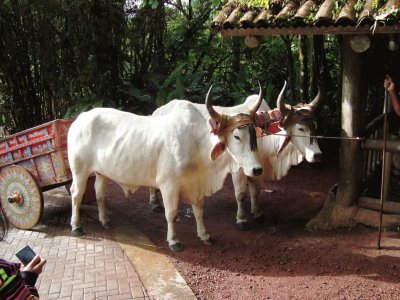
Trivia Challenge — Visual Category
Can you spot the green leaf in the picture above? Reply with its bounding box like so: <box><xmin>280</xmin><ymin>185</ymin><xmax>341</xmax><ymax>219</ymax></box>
<box><xmin>151</xmin><ymin>1</ymin><xmax>159</xmax><ymax>9</ymax></box>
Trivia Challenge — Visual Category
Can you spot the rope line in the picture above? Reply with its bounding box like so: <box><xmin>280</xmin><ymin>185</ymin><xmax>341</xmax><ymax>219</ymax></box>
<box><xmin>260</xmin><ymin>132</ymin><xmax>364</xmax><ymax>141</ymax></box>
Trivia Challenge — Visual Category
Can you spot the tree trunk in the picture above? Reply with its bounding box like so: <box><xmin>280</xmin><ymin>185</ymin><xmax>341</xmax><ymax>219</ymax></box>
<box><xmin>232</xmin><ymin>36</ymin><xmax>241</xmax><ymax>80</ymax></box>
<box><xmin>307</xmin><ymin>35</ymin><xmax>366</xmax><ymax>230</ymax></box>
<box><xmin>281</xmin><ymin>36</ymin><xmax>296</xmax><ymax>101</ymax></box>
<box><xmin>299</xmin><ymin>35</ymin><xmax>308</xmax><ymax>102</ymax></box>
<box><xmin>335</xmin><ymin>35</ymin><xmax>365</xmax><ymax>207</ymax></box>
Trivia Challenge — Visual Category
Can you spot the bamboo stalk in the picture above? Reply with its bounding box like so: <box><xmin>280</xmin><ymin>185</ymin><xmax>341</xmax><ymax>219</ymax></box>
<box><xmin>254</xmin><ymin>9</ymin><xmax>274</xmax><ymax>27</ymax></box>
<box><xmin>336</xmin><ymin>0</ymin><xmax>356</xmax><ymax>26</ymax></box>
<box><xmin>293</xmin><ymin>0</ymin><xmax>316</xmax><ymax>24</ymax></box>
<box><xmin>275</xmin><ymin>0</ymin><xmax>300</xmax><ymax>23</ymax></box>
<box><xmin>358</xmin><ymin>0</ymin><xmax>378</xmax><ymax>25</ymax></box>
<box><xmin>239</xmin><ymin>10</ymin><xmax>257</xmax><ymax>28</ymax></box>
<box><xmin>314</xmin><ymin>0</ymin><xmax>335</xmax><ymax>25</ymax></box>
<box><xmin>376</xmin><ymin>0</ymin><xmax>400</xmax><ymax>24</ymax></box>
<box><xmin>211</xmin><ymin>0</ymin><xmax>238</xmax><ymax>28</ymax></box>
<box><xmin>223</xmin><ymin>6</ymin><xmax>242</xmax><ymax>29</ymax></box>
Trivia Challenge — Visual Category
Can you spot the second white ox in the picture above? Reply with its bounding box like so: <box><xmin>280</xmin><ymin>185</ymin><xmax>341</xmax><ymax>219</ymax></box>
<box><xmin>67</xmin><ymin>85</ymin><xmax>264</xmax><ymax>251</ymax></box>
<box><xmin>149</xmin><ymin>82</ymin><xmax>323</xmax><ymax>230</ymax></box>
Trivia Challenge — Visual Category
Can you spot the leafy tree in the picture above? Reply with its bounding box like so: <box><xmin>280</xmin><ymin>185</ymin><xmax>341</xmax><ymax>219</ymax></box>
<box><xmin>0</xmin><ymin>0</ymin><xmax>393</xmax><ymax>145</ymax></box>
<box><xmin>0</xmin><ymin>0</ymin><xmax>126</xmax><ymax>132</ymax></box>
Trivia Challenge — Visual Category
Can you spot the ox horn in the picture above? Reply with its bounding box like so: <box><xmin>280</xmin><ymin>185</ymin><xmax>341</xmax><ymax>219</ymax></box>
<box><xmin>308</xmin><ymin>86</ymin><xmax>323</xmax><ymax>111</ymax></box>
<box><xmin>248</xmin><ymin>81</ymin><xmax>264</xmax><ymax>115</ymax></box>
<box><xmin>205</xmin><ymin>84</ymin><xmax>221</xmax><ymax>121</ymax></box>
<box><xmin>277</xmin><ymin>81</ymin><xmax>289</xmax><ymax>114</ymax></box>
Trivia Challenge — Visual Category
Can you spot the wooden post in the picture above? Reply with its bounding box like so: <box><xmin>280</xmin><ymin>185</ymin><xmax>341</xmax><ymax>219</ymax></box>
<box><xmin>335</xmin><ymin>35</ymin><xmax>365</xmax><ymax>207</ymax></box>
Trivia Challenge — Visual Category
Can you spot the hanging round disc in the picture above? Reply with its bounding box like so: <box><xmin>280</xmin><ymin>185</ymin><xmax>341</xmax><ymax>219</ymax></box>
<box><xmin>0</xmin><ymin>165</ymin><xmax>43</xmax><ymax>229</ymax></box>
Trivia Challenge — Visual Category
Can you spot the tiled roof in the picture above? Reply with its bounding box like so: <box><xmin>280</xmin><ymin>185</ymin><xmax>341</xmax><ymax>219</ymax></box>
<box><xmin>211</xmin><ymin>0</ymin><xmax>400</xmax><ymax>36</ymax></box>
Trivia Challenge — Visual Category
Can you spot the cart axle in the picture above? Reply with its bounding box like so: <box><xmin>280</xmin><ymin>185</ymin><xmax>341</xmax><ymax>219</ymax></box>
<box><xmin>8</xmin><ymin>191</ymin><xmax>24</xmax><ymax>206</ymax></box>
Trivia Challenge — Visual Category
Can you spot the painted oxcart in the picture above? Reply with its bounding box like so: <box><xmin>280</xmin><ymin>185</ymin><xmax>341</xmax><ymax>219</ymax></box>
<box><xmin>0</xmin><ymin>119</ymin><xmax>93</xmax><ymax>229</ymax></box>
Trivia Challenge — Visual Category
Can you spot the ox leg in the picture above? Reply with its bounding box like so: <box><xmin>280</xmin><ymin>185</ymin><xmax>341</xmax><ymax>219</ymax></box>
<box><xmin>95</xmin><ymin>173</ymin><xmax>111</xmax><ymax>228</ymax></box>
<box><xmin>248</xmin><ymin>178</ymin><xmax>265</xmax><ymax>222</ymax></box>
<box><xmin>192</xmin><ymin>199</ymin><xmax>212</xmax><ymax>245</ymax></box>
<box><xmin>70</xmin><ymin>174</ymin><xmax>89</xmax><ymax>236</ymax></box>
<box><xmin>231</xmin><ymin>170</ymin><xmax>250</xmax><ymax>231</ymax></box>
<box><xmin>160</xmin><ymin>188</ymin><xmax>183</xmax><ymax>252</ymax></box>
<box><xmin>149</xmin><ymin>188</ymin><xmax>164</xmax><ymax>212</ymax></box>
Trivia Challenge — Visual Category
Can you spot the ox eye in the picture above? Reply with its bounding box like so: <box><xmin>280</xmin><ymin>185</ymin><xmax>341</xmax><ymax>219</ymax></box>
<box><xmin>234</xmin><ymin>135</ymin><xmax>241</xmax><ymax>141</ymax></box>
<box><xmin>299</xmin><ymin>128</ymin><xmax>305</xmax><ymax>132</ymax></box>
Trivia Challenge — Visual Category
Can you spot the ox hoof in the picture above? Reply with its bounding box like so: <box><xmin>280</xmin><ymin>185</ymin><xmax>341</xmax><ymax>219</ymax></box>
<box><xmin>71</xmin><ymin>227</ymin><xmax>84</xmax><ymax>236</ymax></box>
<box><xmin>254</xmin><ymin>215</ymin><xmax>266</xmax><ymax>223</ymax></box>
<box><xmin>202</xmin><ymin>237</ymin><xmax>215</xmax><ymax>246</ymax></box>
<box><xmin>151</xmin><ymin>205</ymin><xmax>164</xmax><ymax>213</ymax></box>
<box><xmin>169</xmin><ymin>243</ymin><xmax>184</xmax><ymax>252</ymax></box>
<box><xmin>236</xmin><ymin>222</ymin><xmax>250</xmax><ymax>231</ymax></box>
<box><xmin>103</xmin><ymin>222</ymin><xmax>113</xmax><ymax>229</ymax></box>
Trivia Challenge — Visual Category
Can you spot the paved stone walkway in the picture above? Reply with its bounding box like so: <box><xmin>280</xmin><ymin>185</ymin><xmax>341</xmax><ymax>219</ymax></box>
<box><xmin>0</xmin><ymin>186</ymin><xmax>196</xmax><ymax>300</ymax></box>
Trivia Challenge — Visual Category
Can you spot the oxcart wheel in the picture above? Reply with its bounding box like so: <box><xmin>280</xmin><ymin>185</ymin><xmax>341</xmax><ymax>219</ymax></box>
<box><xmin>0</xmin><ymin>165</ymin><xmax>43</xmax><ymax>229</ymax></box>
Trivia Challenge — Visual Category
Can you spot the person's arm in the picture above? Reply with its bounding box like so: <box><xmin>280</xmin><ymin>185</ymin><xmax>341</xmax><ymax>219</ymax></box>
<box><xmin>0</xmin><ymin>256</ymin><xmax>45</xmax><ymax>300</ymax></box>
<box><xmin>384</xmin><ymin>75</ymin><xmax>400</xmax><ymax>116</ymax></box>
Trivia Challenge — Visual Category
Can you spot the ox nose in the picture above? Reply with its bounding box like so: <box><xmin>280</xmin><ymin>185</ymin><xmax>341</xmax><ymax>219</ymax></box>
<box><xmin>314</xmin><ymin>153</ymin><xmax>322</xmax><ymax>162</ymax></box>
<box><xmin>252</xmin><ymin>167</ymin><xmax>263</xmax><ymax>176</ymax></box>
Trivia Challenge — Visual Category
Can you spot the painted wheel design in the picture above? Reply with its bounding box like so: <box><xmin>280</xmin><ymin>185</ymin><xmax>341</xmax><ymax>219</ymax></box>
<box><xmin>0</xmin><ymin>165</ymin><xmax>43</xmax><ymax>229</ymax></box>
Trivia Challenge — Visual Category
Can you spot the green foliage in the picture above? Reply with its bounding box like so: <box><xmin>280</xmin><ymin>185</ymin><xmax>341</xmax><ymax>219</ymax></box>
<box><xmin>64</xmin><ymin>96</ymin><xmax>108</xmax><ymax>119</ymax></box>
<box><xmin>0</xmin><ymin>0</ymin><xmax>390</xmax><ymax>146</ymax></box>
<box><xmin>354</xmin><ymin>0</ymin><xmax>364</xmax><ymax>12</ymax></box>
<box><xmin>155</xmin><ymin>63</ymin><xmax>187</xmax><ymax>107</ymax></box>
<box><xmin>141</xmin><ymin>0</ymin><xmax>159</xmax><ymax>9</ymax></box>
<box><xmin>0</xmin><ymin>0</ymin><xmax>126</xmax><ymax>131</ymax></box>
<box><xmin>238</xmin><ymin>0</ymin><xmax>270</xmax><ymax>8</ymax></box>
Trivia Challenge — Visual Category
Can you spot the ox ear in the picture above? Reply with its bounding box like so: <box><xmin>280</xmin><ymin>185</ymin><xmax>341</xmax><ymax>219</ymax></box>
<box><xmin>210</xmin><ymin>142</ymin><xmax>226</xmax><ymax>161</ymax></box>
<box><xmin>277</xmin><ymin>136</ymin><xmax>291</xmax><ymax>154</ymax></box>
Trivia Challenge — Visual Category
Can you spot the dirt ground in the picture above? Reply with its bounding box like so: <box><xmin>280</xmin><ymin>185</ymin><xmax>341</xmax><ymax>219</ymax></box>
<box><xmin>106</xmin><ymin>162</ymin><xmax>400</xmax><ymax>300</ymax></box>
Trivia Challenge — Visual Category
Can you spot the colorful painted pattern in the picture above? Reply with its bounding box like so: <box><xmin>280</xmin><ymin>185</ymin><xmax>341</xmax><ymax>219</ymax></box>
<box><xmin>0</xmin><ymin>166</ymin><xmax>42</xmax><ymax>229</ymax></box>
<box><xmin>0</xmin><ymin>119</ymin><xmax>74</xmax><ymax>185</ymax></box>
<box><xmin>35</xmin><ymin>155</ymin><xmax>55</xmax><ymax>182</ymax></box>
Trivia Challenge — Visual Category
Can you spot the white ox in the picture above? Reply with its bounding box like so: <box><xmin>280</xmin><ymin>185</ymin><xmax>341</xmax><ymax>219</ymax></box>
<box><xmin>149</xmin><ymin>82</ymin><xmax>323</xmax><ymax>230</ymax></box>
<box><xmin>67</xmin><ymin>85</ymin><xmax>264</xmax><ymax>251</ymax></box>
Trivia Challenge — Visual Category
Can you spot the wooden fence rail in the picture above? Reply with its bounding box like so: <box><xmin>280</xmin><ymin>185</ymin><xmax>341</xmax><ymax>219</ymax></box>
<box><xmin>360</xmin><ymin>113</ymin><xmax>400</xmax><ymax>214</ymax></box>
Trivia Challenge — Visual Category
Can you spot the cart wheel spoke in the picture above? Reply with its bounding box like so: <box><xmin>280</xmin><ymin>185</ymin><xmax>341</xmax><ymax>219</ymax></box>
<box><xmin>0</xmin><ymin>165</ymin><xmax>43</xmax><ymax>229</ymax></box>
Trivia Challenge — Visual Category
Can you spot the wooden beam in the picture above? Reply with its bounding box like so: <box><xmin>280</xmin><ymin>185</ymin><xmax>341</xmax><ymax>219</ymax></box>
<box><xmin>363</xmin><ymin>139</ymin><xmax>400</xmax><ymax>153</ymax></box>
<box><xmin>217</xmin><ymin>25</ymin><xmax>400</xmax><ymax>36</ymax></box>
<box><xmin>359</xmin><ymin>196</ymin><xmax>400</xmax><ymax>214</ymax></box>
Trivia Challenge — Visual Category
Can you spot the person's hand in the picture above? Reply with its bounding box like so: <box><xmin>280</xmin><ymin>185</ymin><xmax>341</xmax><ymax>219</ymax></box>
<box><xmin>384</xmin><ymin>75</ymin><xmax>396</xmax><ymax>93</ymax></box>
<box><xmin>21</xmin><ymin>255</ymin><xmax>46</xmax><ymax>275</ymax></box>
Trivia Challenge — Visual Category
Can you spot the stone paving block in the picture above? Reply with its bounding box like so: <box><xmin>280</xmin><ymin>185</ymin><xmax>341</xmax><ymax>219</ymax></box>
<box><xmin>130</xmin><ymin>286</ymin><xmax>146</xmax><ymax>298</ymax></box>
<box><xmin>42</xmin><ymin>293</ymin><xmax>64</xmax><ymax>300</ymax></box>
<box><xmin>106</xmin><ymin>278</ymin><xmax>119</xmax><ymax>290</ymax></box>
<box><xmin>108</xmin><ymin>293</ymin><xmax>137</xmax><ymax>300</ymax></box>
<box><xmin>60</xmin><ymin>284</ymin><xmax>73</xmax><ymax>298</ymax></box>
<box><xmin>49</xmin><ymin>282</ymin><xmax>62</xmax><ymax>294</ymax></box>
<box><xmin>71</xmin><ymin>288</ymin><xmax>84</xmax><ymax>299</ymax></box>
<box><xmin>118</xmin><ymin>280</ymin><xmax>131</xmax><ymax>294</ymax></box>
<box><xmin>96</xmin><ymin>288</ymin><xmax>120</xmax><ymax>298</ymax></box>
